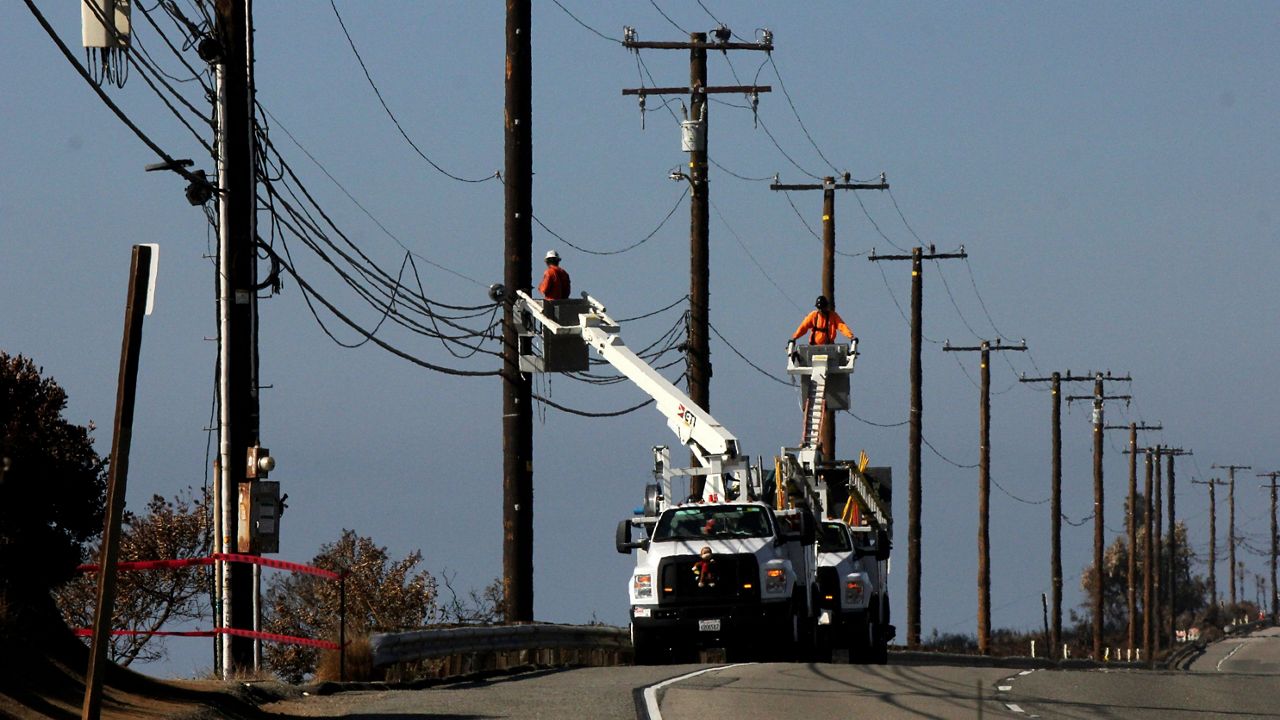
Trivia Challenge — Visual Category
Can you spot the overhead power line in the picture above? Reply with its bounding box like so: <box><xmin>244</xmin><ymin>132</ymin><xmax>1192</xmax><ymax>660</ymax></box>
<box><xmin>329</xmin><ymin>0</ymin><xmax>498</xmax><ymax>184</ymax></box>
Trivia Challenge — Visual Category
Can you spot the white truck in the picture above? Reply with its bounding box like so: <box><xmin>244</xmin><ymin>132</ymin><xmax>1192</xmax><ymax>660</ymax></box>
<box><xmin>786</xmin><ymin>344</ymin><xmax>895</xmax><ymax>664</ymax></box>
<box><xmin>514</xmin><ymin>292</ymin><xmax>888</xmax><ymax>663</ymax></box>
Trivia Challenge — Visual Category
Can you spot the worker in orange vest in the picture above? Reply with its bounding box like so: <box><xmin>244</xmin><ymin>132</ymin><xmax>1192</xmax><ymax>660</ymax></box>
<box><xmin>538</xmin><ymin>249</ymin><xmax>570</xmax><ymax>301</ymax></box>
<box><xmin>787</xmin><ymin>295</ymin><xmax>855</xmax><ymax>361</ymax></box>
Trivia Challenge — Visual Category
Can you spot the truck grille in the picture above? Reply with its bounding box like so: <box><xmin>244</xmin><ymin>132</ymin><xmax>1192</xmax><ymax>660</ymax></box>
<box><xmin>816</xmin><ymin>567</ymin><xmax>839</xmax><ymax>607</ymax></box>
<box><xmin>658</xmin><ymin>553</ymin><xmax>760</xmax><ymax>605</ymax></box>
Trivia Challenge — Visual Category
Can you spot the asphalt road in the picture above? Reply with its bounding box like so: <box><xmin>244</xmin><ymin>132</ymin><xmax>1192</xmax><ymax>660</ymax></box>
<box><xmin>264</xmin><ymin>628</ymin><xmax>1280</xmax><ymax>720</ymax></box>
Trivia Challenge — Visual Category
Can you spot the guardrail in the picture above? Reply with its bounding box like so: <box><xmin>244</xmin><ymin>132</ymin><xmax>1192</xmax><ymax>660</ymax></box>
<box><xmin>370</xmin><ymin>623</ymin><xmax>629</xmax><ymax>668</ymax></box>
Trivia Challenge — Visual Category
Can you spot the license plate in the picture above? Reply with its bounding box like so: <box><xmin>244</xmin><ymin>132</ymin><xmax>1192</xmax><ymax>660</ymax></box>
<box><xmin>698</xmin><ymin>619</ymin><xmax>721</xmax><ymax>632</ymax></box>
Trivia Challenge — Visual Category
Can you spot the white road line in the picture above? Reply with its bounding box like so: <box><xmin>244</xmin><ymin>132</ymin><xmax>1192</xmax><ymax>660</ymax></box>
<box><xmin>1018</xmin><ymin>669</ymin><xmax>1034</xmax><ymax>675</ymax></box>
<box><xmin>1216</xmin><ymin>642</ymin><xmax>1246</xmax><ymax>672</ymax></box>
<box><xmin>997</xmin><ymin>685</ymin><xmax>1012</xmax><ymax>692</ymax></box>
<box><xmin>642</xmin><ymin>663</ymin><xmax>753</xmax><ymax>720</ymax></box>
<box><xmin>1006</xmin><ymin>702</ymin><xmax>1026</xmax><ymax>713</ymax></box>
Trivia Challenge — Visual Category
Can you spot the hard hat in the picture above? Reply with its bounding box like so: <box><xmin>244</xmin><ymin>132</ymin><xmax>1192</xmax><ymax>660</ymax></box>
<box><xmin>545</xmin><ymin>250</ymin><xmax>561</xmax><ymax>261</ymax></box>
<box><xmin>815</xmin><ymin>295</ymin><xmax>830</xmax><ymax>309</ymax></box>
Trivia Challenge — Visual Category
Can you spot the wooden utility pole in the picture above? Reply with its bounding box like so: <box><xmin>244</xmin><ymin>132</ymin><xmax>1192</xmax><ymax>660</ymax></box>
<box><xmin>1022</xmin><ymin>371</ymin><xmax>1095</xmax><ymax>656</ymax></box>
<box><xmin>769</xmin><ymin>174</ymin><xmax>888</xmax><ymax>463</ymax></box>
<box><xmin>83</xmin><ymin>246</ymin><xmax>153</xmax><ymax>720</ymax></box>
<box><xmin>868</xmin><ymin>244</ymin><xmax>968</xmax><ymax>647</ymax></box>
<box><xmin>1142</xmin><ymin>450</ymin><xmax>1155</xmax><ymax>664</ymax></box>
<box><xmin>213</xmin><ymin>0</ymin><xmax>260</xmax><ymax>674</ymax></box>
<box><xmin>1162</xmin><ymin>448</ymin><xmax>1191</xmax><ymax>646</ymax></box>
<box><xmin>1112</xmin><ymin>421</ymin><xmax>1161</xmax><ymax>653</ymax></box>
<box><xmin>1066</xmin><ymin>372</ymin><xmax>1130</xmax><ymax>660</ymax></box>
<box><xmin>1259</xmin><ymin>472</ymin><xmax>1280</xmax><ymax>621</ymax></box>
<box><xmin>1192</xmin><ymin>478</ymin><xmax>1228</xmax><ymax>606</ymax></box>
<box><xmin>622</xmin><ymin>29</ymin><xmax>772</xmax><ymax>496</ymax></box>
<box><xmin>1152</xmin><ymin>446</ymin><xmax>1163</xmax><ymax>653</ymax></box>
<box><xmin>944</xmin><ymin>339</ymin><xmax>1026</xmax><ymax>655</ymax></box>
<box><xmin>502</xmin><ymin>0</ymin><xmax>534</xmax><ymax>623</ymax></box>
<box><xmin>1213</xmin><ymin>464</ymin><xmax>1251</xmax><ymax>607</ymax></box>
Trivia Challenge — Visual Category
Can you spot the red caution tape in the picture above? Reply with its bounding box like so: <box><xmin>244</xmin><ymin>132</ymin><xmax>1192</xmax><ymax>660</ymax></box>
<box><xmin>75</xmin><ymin>628</ymin><xmax>214</xmax><ymax>638</ymax></box>
<box><xmin>78</xmin><ymin>557</ymin><xmax>214</xmax><ymax>573</ymax></box>
<box><xmin>74</xmin><ymin>627</ymin><xmax>342</xmax><ymax>651</ymax></box>
<box><xmin>211</xmin><ymin>553</ymin><xmax>342</xmax><ymax>580</ymax></box>
<box><xmin>78</xmin><ymin>554</ymin><xmax>342</xmax><ymax>580</ymax></box>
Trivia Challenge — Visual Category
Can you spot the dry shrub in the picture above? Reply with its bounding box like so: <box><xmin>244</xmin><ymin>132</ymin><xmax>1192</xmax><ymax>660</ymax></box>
<box><xmin>316</xmin><ymin>634</ymin><xmax>376</xmax><ymax>682</ymax></box>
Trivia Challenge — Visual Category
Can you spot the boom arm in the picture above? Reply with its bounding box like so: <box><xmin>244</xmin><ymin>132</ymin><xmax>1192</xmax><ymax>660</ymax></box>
<box><xmin>515</xmin><ymin>292</ymin><xmax>747</xmax><ymax>497</ymax></box>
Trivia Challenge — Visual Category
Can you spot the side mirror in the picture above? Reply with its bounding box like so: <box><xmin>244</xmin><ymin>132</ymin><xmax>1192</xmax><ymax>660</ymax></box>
<box><xmin>801</xmin><ymin>514</ymin><xmax>817</xmax><ymax>545</ymax></box>
<box><xmin>874</xmin><ymin>530</ymin><xmax>892</xmax><ymax>560</ymax></box>
<box><xmin>616</xmin><ymin>520</ymin><xmax>650</xmax><ymax>554</ymax></box>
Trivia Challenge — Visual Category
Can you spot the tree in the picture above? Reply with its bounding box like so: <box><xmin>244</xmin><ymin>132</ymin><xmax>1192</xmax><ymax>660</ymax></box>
<box><xmin>263</xmin><ymin>530</ymin><xmax>440</xmax><ymax>683</ymax></box>
<box><xmin>54</xmin><ymin>488</ymin><xmax>212</xmax><ymax>665</ymax></box>
<box><xmin>0</xmin><ymin>353</ymin><xmax>107</xmax><ymax>631</ymax></box>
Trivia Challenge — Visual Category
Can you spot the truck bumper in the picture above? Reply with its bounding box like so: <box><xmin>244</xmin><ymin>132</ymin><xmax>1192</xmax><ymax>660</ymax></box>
<box><xmin>631</xmin><ymin>601</ymin><xmax>790</xmax><ymax>649</ymax></box>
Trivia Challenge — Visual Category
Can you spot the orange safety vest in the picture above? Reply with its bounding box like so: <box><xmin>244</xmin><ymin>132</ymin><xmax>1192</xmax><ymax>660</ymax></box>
<box><xmin>791</xmin><ymin>309</ymin><xmax>853</xmax><ymax>345</ymax></box>
<box><xmin>538</xmin><ymin>265</ymin><xmax>571</xmax><ymax>301</ymax></box>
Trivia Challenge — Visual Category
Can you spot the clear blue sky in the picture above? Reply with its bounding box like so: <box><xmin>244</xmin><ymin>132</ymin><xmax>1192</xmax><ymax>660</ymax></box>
<box><xmin>3</xmin><ymin>1</ymin><xmax>1278</xmax><ymax>675</ymax></box>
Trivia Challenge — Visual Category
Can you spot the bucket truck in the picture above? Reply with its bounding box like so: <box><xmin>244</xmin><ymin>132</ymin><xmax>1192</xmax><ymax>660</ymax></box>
<box><xmin>514</xmin><ymin>292</ymin><xmax>821</xmax><ymax>663</ymax></box>
<box><xmin>787</xmin><ymin>345</ymin><xmax>894</xmax><ymax>663</ymax></box>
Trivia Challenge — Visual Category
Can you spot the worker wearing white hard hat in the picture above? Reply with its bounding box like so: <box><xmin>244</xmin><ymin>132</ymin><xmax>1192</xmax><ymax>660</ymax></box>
<box><xmin>538</xmin><ymin>249</ymin><xmax>570</xmax><ymax>301</ymax></box>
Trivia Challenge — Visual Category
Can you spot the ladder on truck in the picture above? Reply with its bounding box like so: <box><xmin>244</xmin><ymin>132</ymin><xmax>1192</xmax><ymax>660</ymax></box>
<box><xmin>799</xmin><ymin>353</ymin><xmax>831</xmax><ymax>448</ymax></box>
<box><xmin>786</xmin><ymin>343</ymin><xmax>891</xmax><ymax>531</ymax></box>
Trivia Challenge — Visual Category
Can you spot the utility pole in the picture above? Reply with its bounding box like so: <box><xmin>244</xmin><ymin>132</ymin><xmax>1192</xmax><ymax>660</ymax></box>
<box><xmin>944</xmin><ymin>338</ymin><xmax>1026</xmax><ymax>655</ymax></box>
<box><xmin>1112</xmin><ymin>421</ymin><xmax>1161</xmax><ymax>653</ymax></box>
<box><xmin>1141</xmin><ymin>449</ymin><xmax>1155</xmax><ymax>664</ymax></box>
<box><xmin>83</xmin><ymin>246</ymin><xmax>153</xmax><ymax>720</ymax></box>
<box><xmin>1022</xmin><ymin>371</ymin><xmax>1096</xmax><ymax>656</ymax></box>
<box><xmin>1066</xmin><ymin>372</ymin><xmax>1130</xmax><ymax>660</ymax></box>
<box><xmin>622</xmin><ymin>28</ymin><xmax>772</xmax><ymax>497</ymax></box>
<box><xmin>213</xmin><ymin>0</ymin><xmax>260</xmax><ymax>675</ymax></box>
<box><xmin>1213</xmin><ymin>464</ymin><xmax>1251</xmax><ymax>607</ymax></box>
<box><xmin>1259</xmin><ymin>472</ymin><xmax>1280</xmax><ymax>621</ymax></box>
<box><xmin>1191</xmin><ymin>478</ymin><xmax>1228</xmax><ymax>606</ymax></box>
<box><xmin>1152</xmin><ymin>445</ymin><xmax>1163</xmax><ymax>653</ymax></box>
<box><xmin>769</xmin><ymin>173</ymin><xmax>887</xmax><ymax>463</ymax></box>
<box><xmin>867</xmin><ymin>244</ymin><xmax>968</xmax><ymax>647</ymax></box>
<box><xmin>502</xmin><ymin>0</ymin><xmax>533</xmax><ymax>624</ymax></box>
<box><xmin>1162</xmin><ymin>448</ymin><xmax>1191</xmax><ymax>646</ymax></box>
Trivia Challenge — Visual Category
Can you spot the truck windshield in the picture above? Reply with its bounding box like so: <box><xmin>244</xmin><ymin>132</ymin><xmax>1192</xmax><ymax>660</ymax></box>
<box><xmin>818</xmin><ymin>523</ymin><xmax>851</xmax><ymax>552</ymax></box>
<box><xmin>653</xmin><ymin>506</ymin><xmax>772</xmax><ymax>541</ymax></box>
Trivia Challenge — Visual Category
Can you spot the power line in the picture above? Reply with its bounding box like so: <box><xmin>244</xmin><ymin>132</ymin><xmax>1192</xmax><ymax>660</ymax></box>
<box><xmin>549</xmin><ymin>0</ymin><xmax>622</xmax><ymax>44</ymax></box>
<box><xmin>530</xmin><ymin>185</ymin><xmax>688</xmax><ymax>256</ymax></box>
<box><xmin>709</xmin><ymin>198</ymin><xmax>801</xmax><ymax>310</ymax></box>
<box><xmin>329</xmin><ymin>0</ymin><xmax>498</xmax><ymax>184</ymax></box>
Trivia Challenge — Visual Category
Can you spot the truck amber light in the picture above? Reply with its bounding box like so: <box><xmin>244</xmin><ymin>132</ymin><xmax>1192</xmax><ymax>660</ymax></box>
<box><xmin>846</xmin><ymin>580</ymin><xmax>861</xmax><ymax>591</ymax></box>
<box><xmin>767</xmin><ymin>568</ymin><xmax>785</xmax><ymax>578</ymax></box>
<box><xmin>742</xmin><ymin>583</ymin><xmax>753</xmax><ymax>589</ymax></box>
<box><xmin>824</xmin><ymin>594</ymin><xmax>834</xmax><ymax>600</ymax></box>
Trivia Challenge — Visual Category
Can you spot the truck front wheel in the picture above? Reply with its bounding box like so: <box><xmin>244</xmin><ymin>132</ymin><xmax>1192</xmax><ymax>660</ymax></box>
<box><xmin>631</xmin><ymin>624</ymin><xmax>663</xmax><ymax>666</ymax></box>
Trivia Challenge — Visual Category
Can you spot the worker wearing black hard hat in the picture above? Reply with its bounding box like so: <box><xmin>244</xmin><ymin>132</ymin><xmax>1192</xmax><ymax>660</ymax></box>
<box><xmin>787</xmin><ymin>295</ymin><xmax>855</xmax><ymax>360</ymax></box>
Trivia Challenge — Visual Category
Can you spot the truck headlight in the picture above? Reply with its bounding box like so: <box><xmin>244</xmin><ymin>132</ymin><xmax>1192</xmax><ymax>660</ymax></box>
<box><xmin>765</xmin><ymin>567</ymin><xmax>787</xmax><ymax>594</ymax></box>
<box><xmin>634</xmin><ymin>573</ymin><xmax>653</xmax><ymax>599</ymax></box>
<box><xmin>845</xmin><ymin>577</ymin><xmax>865</xmax><ymax>605</ymax></box>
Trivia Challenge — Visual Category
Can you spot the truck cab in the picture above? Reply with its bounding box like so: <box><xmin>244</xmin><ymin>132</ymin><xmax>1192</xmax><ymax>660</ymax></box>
<box><xmin>814</xmin><ymin>519</ymin><xmax>891</xmax><ymax>662</ymax></box>
<box><xmin>619</xmin><ymin>501</ymin><xmax>818</xmax><ymax>663</ymax></box>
